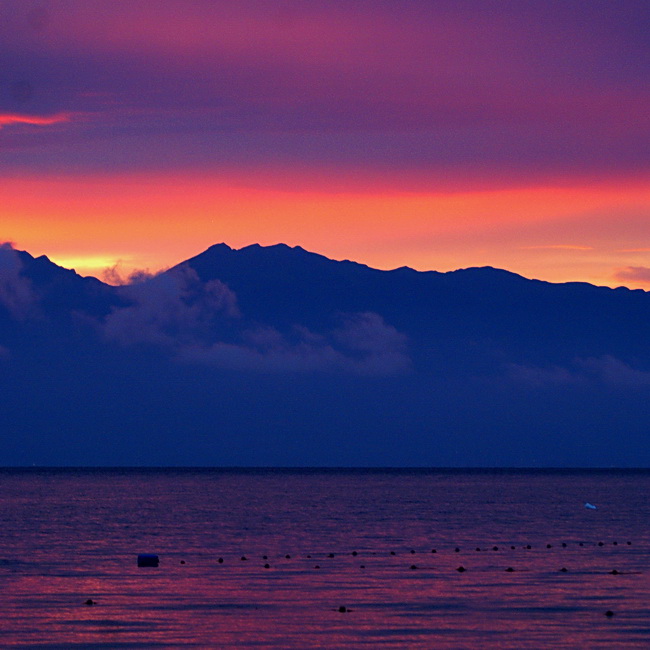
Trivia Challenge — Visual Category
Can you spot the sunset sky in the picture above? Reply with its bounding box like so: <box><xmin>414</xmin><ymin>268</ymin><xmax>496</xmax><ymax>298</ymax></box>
<box><xmin>1</xmin><ymin>0</ymin><xmax>648</xmax><ymax>287</ymax></box>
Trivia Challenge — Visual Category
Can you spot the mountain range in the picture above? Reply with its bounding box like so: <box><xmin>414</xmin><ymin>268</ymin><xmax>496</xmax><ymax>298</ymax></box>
<box><xmin>1</xmin><ymin>242</ymin><xmax>649</xmax><ymax>467</ymax></box>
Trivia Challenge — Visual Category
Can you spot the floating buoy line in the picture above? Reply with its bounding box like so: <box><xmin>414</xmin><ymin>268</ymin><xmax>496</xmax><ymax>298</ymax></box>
<box><xmin>136</xmin><ymin>538</ymin><xmax>636</xmax><ymax>576</ymax></box>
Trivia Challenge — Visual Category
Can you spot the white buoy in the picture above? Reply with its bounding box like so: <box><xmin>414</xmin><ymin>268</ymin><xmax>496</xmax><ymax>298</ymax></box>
<box><xmin>584</xmin><ymin>502</ymin><xmax>597</xmax><ymax>510</ymax></box>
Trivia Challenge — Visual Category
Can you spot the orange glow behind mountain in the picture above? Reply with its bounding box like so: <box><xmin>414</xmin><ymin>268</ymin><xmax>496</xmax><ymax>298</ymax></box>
<box><xmin>2</xmin><ymin>173</ymin><xmax>649</xmax><ymax>288</ymax></box>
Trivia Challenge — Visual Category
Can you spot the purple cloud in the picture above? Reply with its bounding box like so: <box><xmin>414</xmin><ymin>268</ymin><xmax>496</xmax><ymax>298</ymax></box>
<box><xmin>102</xmin><ymin>265</ymin><xmax>411</xmax><ymax>374</ymax></box>
<box><xmin>177</xmin><ymin>313</ymin><xmax>411</xmax><ymax>376</ymax></box>
<box><xmin>103</xmin><ymin>265</ymin><xmax>239</xmax><ymax>346</ymax></box>
<box><xmin>576</xmin><ymin>356</ymin><xmax>650</xmax><ymax>386</ymax></box>
<box><xmin>0</xmin><ymin>1</ymin><xmax>646</xmax><ymax>185</ymax></box>
<box><xmin>614</xmin><ymin>266</ymin><xmax>650</xmax><ymax>284</ymax></box>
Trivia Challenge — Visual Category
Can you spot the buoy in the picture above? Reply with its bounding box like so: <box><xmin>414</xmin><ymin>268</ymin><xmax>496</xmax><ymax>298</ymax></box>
<box><xmin>338</xmin><ymin>606</ymin><xmax>347</xmax><ymax>613</ymax></box>
<box><xmin>560</xmin><ymin>567</ymin><xmax>568</xmax><ymax>572</ymax></box>
<box><xmin>137</xmin><ymin>554</ymin><xmax>159</xmax><ymax>568</ymax></box>
<box><xmin>605</xmin><ymin>610</ymin><xmax>615</xmax><ymax>617</ymax></box>
<box><xmin>352</xmin><ymin>551</ymin><xmax>358</xmax><ymax>556</ymax></box>
<box><xmin>456</xmin><ymin>566</ymin><xmax>466</xmax><ymax>572</ymax></box>
<box><xmin>218</xmin><ymin>557</ymin><xmax>224</xmax><ymax>564</ymax></box>
<box><xmin>84</xmin><ymin>599</ymin><xmax>95</xmax><ymax>606</ymax></box>
<box><xmin>585</xmin><ymin>502</ymin><xmax>597</xmax><ymax>510</ymax></box>
<box><xmin>609</xmin><ymin>569</ymin><xmax>619</xmax><ymax>575</ymax></box>
<box><xmin>410</xmin><ymin>564</ymin><xmax>417</xmax><ymax>570</ymax></box>
<box><xmin>505</xmin><ymin>567</ymin><xmax>514</xmax><ymax>572</ymax></box>
<box><xmin>264</xmin><ymin>563</ymin><xmax>270</xmax><ymax>569</ymax></box>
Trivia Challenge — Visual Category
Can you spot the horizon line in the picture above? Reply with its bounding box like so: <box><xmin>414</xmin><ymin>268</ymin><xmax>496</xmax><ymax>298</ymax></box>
<box><xmin>2</xmin><ymin>466</ymin><xmax>648</xmax><ymax>472</ymax></box>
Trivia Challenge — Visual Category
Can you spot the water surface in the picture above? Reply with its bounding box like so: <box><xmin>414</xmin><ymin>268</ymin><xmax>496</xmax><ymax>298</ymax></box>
<box><xmin>1</xmin><ymin>468</ymin><xmax>649</xmax><ymax>648</ymax></box>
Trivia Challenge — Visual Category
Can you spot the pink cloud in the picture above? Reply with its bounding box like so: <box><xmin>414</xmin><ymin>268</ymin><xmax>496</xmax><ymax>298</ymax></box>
<box><xmin>0</xmin><ymin>113</ymin><xmax>71</xmax><ymax>128</ymax></box>
<box><xmin>0</xmin><ymin>1</ymin><xmax>645</xmax><ymax>193</ymax></box>
<box><xmin>5</xmin><ymin>2</ymin><xmax>644</xmax><ymax>134</ymax></box>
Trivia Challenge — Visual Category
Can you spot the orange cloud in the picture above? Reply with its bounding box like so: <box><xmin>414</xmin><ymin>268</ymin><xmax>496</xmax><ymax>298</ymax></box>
<box><xmin>519</xmin><ymin>245</ymin><xmax>594</xmax><ymax>251</ymax></box>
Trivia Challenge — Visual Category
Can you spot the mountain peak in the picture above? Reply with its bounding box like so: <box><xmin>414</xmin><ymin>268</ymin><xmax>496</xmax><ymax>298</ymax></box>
<box><xmin>205</xmin><ymin>242</ymin><xmax>233</xmax><ymax>253</ymax></box>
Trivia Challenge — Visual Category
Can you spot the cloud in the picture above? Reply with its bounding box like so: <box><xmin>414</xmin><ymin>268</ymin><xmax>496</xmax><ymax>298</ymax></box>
<box><xmin>508</xmin><ymin>356</ymin><xmax>650</xmax><ymax>388</ymax></box>
<box><xmin>507</xmin><ymin>362</ymin><xmax>582</xmax><ymax>387</ymax></box>
<box><xmin>614</xmin><ymin>266</ymin><xmax>650</xmax><ymax>284</ymax></box>
<box><xmin>102</xmin><ymin>265</ymin><xmax>239</xmax><ymax>347</ymax></box>
<box><xmin>178</xmin><ymin>312</ymin><xmax>411</xmax><ymax>376</ymax></box>
<box><xmin>576</xmin><ymin>356</ymin><xmax>650</xmax><ymax>386</ymax></box>
<box><xmin>102</xmin><ymin>266</ymin><xmax>410</xmax><ymax>375</ymax></box>
<box><xmin>519</xmin><ymin>245</ymin><xmax>594</xmax><ymax>251</ymax></box>
<box><xmin>333</xmin><ymin>312</ymin><xmax>411</xmax><ymax>374</ymax></box>
<box><xmin>178</xmin><ymin>336</ymin><xmax>343</xmax><ymax>374</ymax></box>
<box><xmin>0</xmin><ymin>112</ymin><xmax>71</xmax><ymax>128</ymax></box>
<box><xmin>0</xmin><ymin>243</ymin><xmax>38</xmax><ymax>320</ymax></box>
<box><xmin>101</xmin><ymin>263</ymin><xmax>154</xmax><ymax>286</ymax></box>
<box><xmin>101</xmin><ymin>264</ymin><xmax>129</xmax><ymax>286</ymax></box>
<box><xmin>0</xmin><ymin>2</ymin><xmax>647</xmax><ymax>186</ymax></box>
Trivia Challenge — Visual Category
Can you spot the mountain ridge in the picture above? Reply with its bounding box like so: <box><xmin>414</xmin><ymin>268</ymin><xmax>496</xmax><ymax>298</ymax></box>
<box><xmin>6</xmin><ymin>240</ymin><xmax>645</xmax><ymax>294</ymax></box>
<box><xmin>1</xmin><ymin>241</ymin><xmax>650</xmax><ymax>467</ymax></box>
<box><xmin>179</xmin><ymin>241</ymin><xmax>646</xmax><ymax>292</ymax></box>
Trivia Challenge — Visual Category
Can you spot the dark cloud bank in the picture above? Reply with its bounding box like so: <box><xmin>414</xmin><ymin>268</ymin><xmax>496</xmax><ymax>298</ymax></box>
<box><xmin>1</xmin><ymin>242</ymin><xmax>650</xmax><ymax>467</ymax></box>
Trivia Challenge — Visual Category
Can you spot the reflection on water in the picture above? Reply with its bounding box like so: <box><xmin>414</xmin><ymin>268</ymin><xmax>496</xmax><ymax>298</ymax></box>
<box><xmin>1</xmin><ymin>468</ymin><xmax>649</xmax><ymax>648</ymax></box>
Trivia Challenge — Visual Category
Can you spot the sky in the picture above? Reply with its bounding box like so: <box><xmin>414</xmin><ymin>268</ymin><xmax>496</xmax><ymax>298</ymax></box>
<box><xmin>1</xmin><ymin>0</ymin><xmax>648</xmax><ymax>287</ymax></box>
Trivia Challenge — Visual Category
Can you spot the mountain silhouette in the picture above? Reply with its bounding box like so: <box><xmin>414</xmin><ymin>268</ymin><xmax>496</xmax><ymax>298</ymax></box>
<box><xmin>177</xmin><ymin>242</ymin><xmax>650</xmax><ymax>371</ymax></box>
<box><xmin>1</xmin><ymin>242</ymin><xmax>649</xmax><ymax>467</ymax></box>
